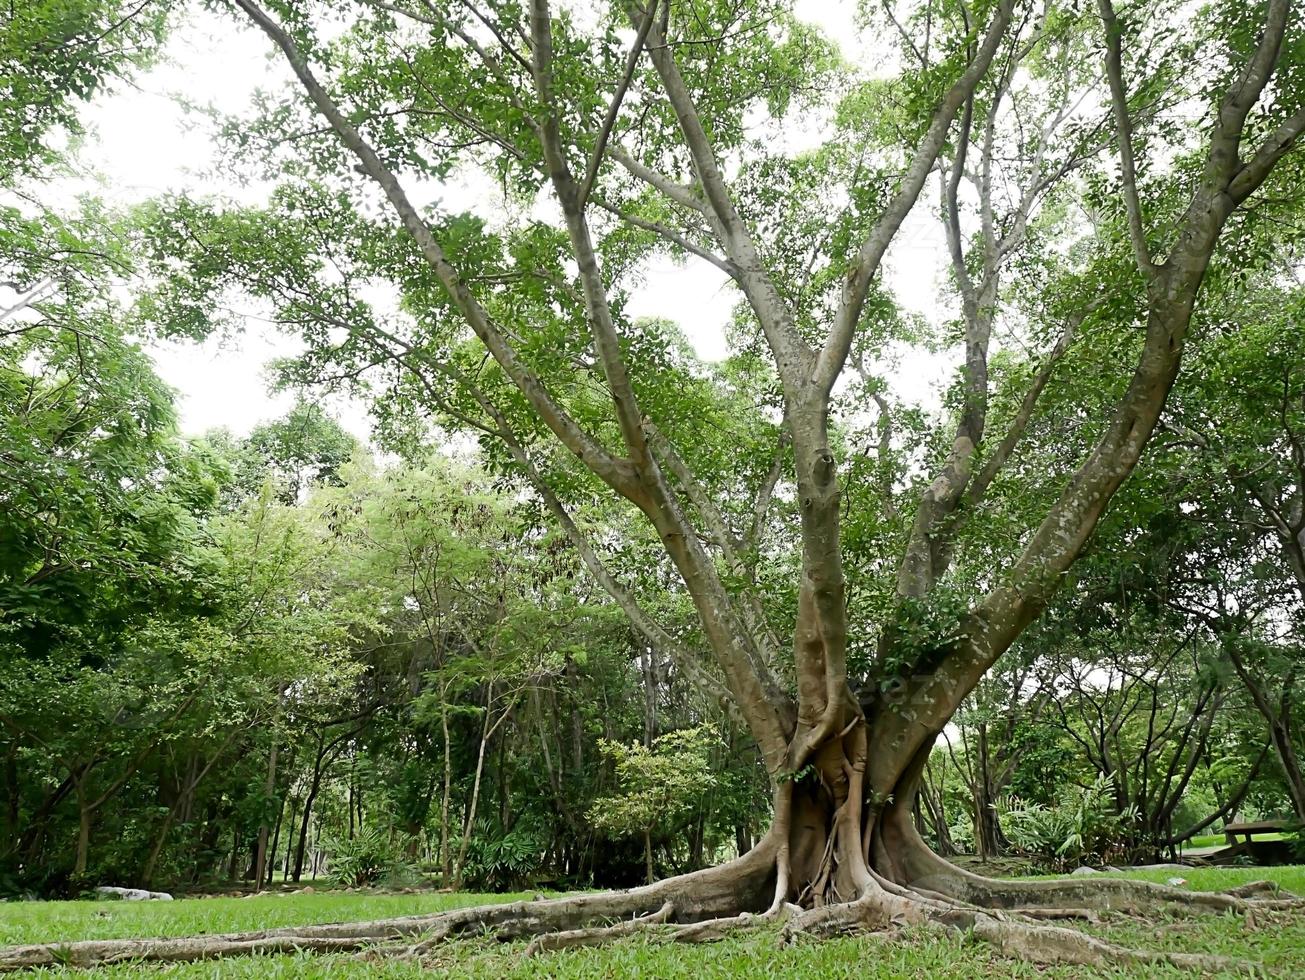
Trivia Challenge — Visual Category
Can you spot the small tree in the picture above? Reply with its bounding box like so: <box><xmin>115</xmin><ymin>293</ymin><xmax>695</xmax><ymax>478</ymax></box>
<box><xmin>590</xmin><ymin>727</ymin><xmax>717</xmax><ymax>884</ymax></box>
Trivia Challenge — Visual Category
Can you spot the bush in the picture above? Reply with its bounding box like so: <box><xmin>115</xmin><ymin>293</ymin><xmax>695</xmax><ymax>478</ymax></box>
<box><xmin>323</xmin><ymin>827</ymin><xmax>417</xmax><ymax>887</ymax></box>
<box><xmin>998</xmin><ymin>773</ymin><xmax>1136</xmax><ymax>871</ymax></box>
<box><xmin>462</xmin><ymin>823</ymin><xmax>544</xmax><ymax>891</ymax></box>
<box><xmin>948</xmin><ymin>819</ymin><xmax>975</xmax><ymax>852</ymax></box>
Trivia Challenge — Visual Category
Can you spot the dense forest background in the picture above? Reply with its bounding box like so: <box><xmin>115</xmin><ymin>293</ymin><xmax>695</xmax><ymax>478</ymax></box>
<box><xmin>3</xmin><ymin>321</ymin><xmax>1302</xmax><ymax>896</ymax></box>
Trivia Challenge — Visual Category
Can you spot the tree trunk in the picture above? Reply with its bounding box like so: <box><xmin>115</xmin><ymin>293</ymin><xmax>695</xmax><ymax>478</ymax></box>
<box><xmin>253</xmin><ymin>738</ymin><xmax>280</xmax><ymax>891</ymax></box>
<box><xmin>141</xmin><ymin>806</ymin><xmax>180</xmax><ymax>887</ymax></box>
<box><xmin>293</xmin><ymin>737</ymin><xmax>329</xmax><ymax>883</ymax></box>
<box><xmin>453</xmin><ymin>685</ymin><xmax>495</xmax><ymax>889</ymax></box>
<box><xmin>971</xmin><ymin>724</ymin><xmax>1004</xmax><ymax>859</ymax></box>
<box><xmin>293</xmin><ymin>787</ymin><xmax>319</xmax><ymax>884</ymax></box>
<box><xmin>1269</xmin><ymin>720</ymin><xmax>1305</xmax><ymax>820</ymax></box>
<box><xmin>281</xmin><ymin>797</ymin><xmax>298</xmax><ymax>881</ymax></box>
<box><xmin>439</xmin><ymin>695</ymin><xmax>452</xmax><ymax>886</ymax></box>
<box><xmin>643</xmin><ymin>829</ymin><xmax>654</xmax><ymax>885</ymax></box>
<box><xmin>1</xmin><ymin>749</ymin><xmax>17</xmax><ymax>864</ymax></box>
<box><xmin>1223</xmin><ymin>638</ymin><xmax>1305</xmax><ymax>819</ymax></box>
<box><xmin>266</xmin><ymin>794</ymin><xmax>286</xmax><ymax>887</ymax></box>
<box><xmin>19</xmin><ymin>774</ymin><xmax>73</xmax><ymax>865</ymax></box>
<box><xmin>641</xmin><ymin>646</ymin><xmax>657</xmax><ymax>747</ymax></box>
<box><xmin>228</xmin><ymin>827</ymin><xmax>240</xmax><ymax>882</ymax></box>
<box><xmin>74</xmin><ymin>796</ymin><xmax>91</xmax><ymax>879</ymax></box>
<box><xmin>918</xmin><ymin>770</ymin><xmax>956</xmax><ymax>858</ymax></box>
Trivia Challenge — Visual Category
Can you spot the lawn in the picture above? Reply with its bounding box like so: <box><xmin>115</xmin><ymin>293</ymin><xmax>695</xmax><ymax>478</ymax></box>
<box><xmin>2</xmin><ymin>868</ymin><xmax>1303</xmax><ymax>977</ymax></box>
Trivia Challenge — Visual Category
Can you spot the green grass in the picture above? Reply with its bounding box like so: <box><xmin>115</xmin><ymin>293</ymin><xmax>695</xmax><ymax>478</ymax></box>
<box><xmin>0</xmin><ymin>890</ymin><xmax>530</xmax><ymax>946</ymax></box>
<box><xmin>4</xmin><ymin>869</ymin><xmax>1304</xmax><ymax>978</ymax></box>
<box><xmin>1185</xmin><ymin>832</ymin><xmax>1288</xmax><ymax>849</ymax></box>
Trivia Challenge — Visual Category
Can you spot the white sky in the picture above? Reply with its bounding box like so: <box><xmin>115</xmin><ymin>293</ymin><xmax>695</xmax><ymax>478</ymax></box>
<box><xmin>67</xmin><ymin>2</ymin><xmax>949</xmax><ymax>440</ymax></box>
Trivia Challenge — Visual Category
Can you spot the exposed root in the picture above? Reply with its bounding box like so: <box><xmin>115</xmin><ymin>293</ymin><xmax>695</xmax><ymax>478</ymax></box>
<box><xmin>779</xmin><ymin>882</ymin><xmax>1259</xmax><ymax>972</ymax></box>
<box><xmin>943</xmin><ymin>908</ymin><xmax>1258</xmax><ymax>972</ymax></box>
<box><xmin>661</xmin><ymin>911</ymin><xmax>771</xmax><ymax>944</ymax></box>
<box><xmin>523</xmin><ymin>902</ymin><xmax>674</xmax><ymax>955</ymax></box>
<box><xmin>0</xmin><ymin>810</ymin><xmax>1295</xmax><ymax>976</ymax></box>
<box><xmin>916</xmin><ymin>866</ymin><xmax>1301</xmax><ymax>916</ymax></box>
<box><xmin>1010</xmin><ymin>907</ymin><xmax>1101</xmax><ymax>923</ymax></box>
<box><xmin>1224</xmin><ymin>880</ymin><xmax>1289</xmax><ymax>900</ymax></box>
<box><xmin>885</xmin><ymin>812</ymin><xmax>1301</xmax><ymax>916</ymax></box>
<box><xmin>0</xmin><ymin>935</ymin><xmax>380</xmax><ymax>971</ymax></box>
<box><xmin>0</xmin><ymin>839</ymin><xmax>780</xmax><ymax>972</ymax></box>
<box><xmin>782</xmin><ymin>888</ymin><xmax>923</xmax><ymax>941</ymax></box>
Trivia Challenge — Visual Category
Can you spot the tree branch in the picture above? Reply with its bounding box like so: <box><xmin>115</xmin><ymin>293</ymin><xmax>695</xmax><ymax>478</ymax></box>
<box><xmin>817</xmin><ymin>0</ymin><xmax>1016</xmax><ymax>396</ymax></box>
<box><xmin>577</xmin><ymin>0</ymin><xmax>661</xmax><ymax>208</ymax></box>
<box><xmin>1096</xmin><ymin>0</ymin><xmax>1155</xmax><ymax>279</ymax></box>
<box><xmin>229</xmin><ymin>0</ymin><xmax>638</xmax><ymax>500</ymax></box>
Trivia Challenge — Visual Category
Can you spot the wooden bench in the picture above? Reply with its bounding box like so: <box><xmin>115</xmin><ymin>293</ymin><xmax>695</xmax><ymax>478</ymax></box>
<box><xmin>1223</xmin><ymin>819</ymin><xmax>1290</xmax><ymax>845</ymax></box>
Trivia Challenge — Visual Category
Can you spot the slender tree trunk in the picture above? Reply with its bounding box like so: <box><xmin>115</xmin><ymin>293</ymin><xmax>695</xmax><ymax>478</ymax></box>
<box><xmin>266</xmin><ymin>795</ymin><xmax>285</xmax><ymax>887</ymax></box>
<box><xmin>1269</xmin><ymin>720</ymin><xmax>1305</xmax><ymax>820</ymax></box>
<box><xmin>1</xmin><ymin>749</ymin><xmax>18</xmax><ymax>868</ymax></box>
<box><xmin>355</xmin><ymin>763</ymin><xmax>365</xmax><ymax>833</ymax></box>
<box><xmin>453</xmin><ymin>685</ymin><xmax>495</xmax><ymax>888</ymax></box>
<box><xmin>972</xmin><ymin>724</ymin><xmax>1001</xmax><ymax>860</ymax></box>
<box><xmin>919</xmin><ymin>771</ymin><xmax>957</xmax><ymax>858</ymax></box>
<box><xmin>74</xmin><ymin>793</ymin><xmax>91</xmax><ymax>879</ymax></box>
<box><xmin>643</xmin><ymin>829</ymin><xmax>654</xmax><ymax>885</ymax></box>
<box><xmin>440</xmin><ymin>696</ymin><xmax>452</xmax><ymax>886</ymax></box>
<box><xmin>253</xmin><ymin>738</ymin><xmax>280</xmax><ymax>891</ymax></box>
<box><xmin>281</xmin><ymin>798</ymin><xmax>298</xmax><ymax>880</ymax></box>
<box><xmin>294</xmin><ymin>737</ymin><xmax>329</xmax><ymax>883</ymax></box>
<box><xmin>19</xmin><ymin>775</ymin><xmax>73</xmax><ymax>865</ymax></box>
<box><xmin>228</xmin><ymin>827</ymin><xmax>240</xmax><ymax>882</ymax></box>
<box><xmin>293</xmin><ymin>787</ymin><xmax>320</xmax><ymax>883</ymax></box>
<box><xmin>141</xmin><ymin>807</ymin><xmax>179</xmax><ymax>887</ymax></box>
<box><xmin>641</xmin><ymin>646</ymin><xmax>657</xmax><ymax>747</ymax></box>
<box><xmin>1223</xmin><ymin>639</ymin><xmax>1305</xmax><ymax>819</ymax></box>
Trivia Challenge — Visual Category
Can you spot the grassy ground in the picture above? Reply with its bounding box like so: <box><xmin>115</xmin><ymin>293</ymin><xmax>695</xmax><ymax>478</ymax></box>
<box><xmin>1185</xmin><ymin>832</ymin><xmax>1288</xmax><ymax>849</ymax></box>
<box><xmin>2</xmin><ymin>867</ymin><xmax>1303</xmax><ymax>977</ymax></box>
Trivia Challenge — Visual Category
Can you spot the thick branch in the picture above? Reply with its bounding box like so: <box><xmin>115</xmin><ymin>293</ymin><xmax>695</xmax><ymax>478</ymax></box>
<box><xmin>230</xmin><ymin>0</ymin><xmax>638</xmax><ymax>499</ymax></box>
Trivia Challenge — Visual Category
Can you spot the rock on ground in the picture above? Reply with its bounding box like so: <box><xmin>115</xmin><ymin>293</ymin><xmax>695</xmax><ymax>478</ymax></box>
<box><xmin>94</xmin><ymin>886</ymin><xmax>173</xmax><ymax>901</ymax></box>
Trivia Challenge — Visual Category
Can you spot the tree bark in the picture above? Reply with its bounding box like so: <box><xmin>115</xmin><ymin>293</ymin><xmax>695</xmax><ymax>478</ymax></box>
<box><xmin>1223</xmin><ymin>637</ymin><xmax>1305</xmax><ymax>819</ymax></box>
<box><xmin>293</xmin><ymin>740</ymin><xmax>326</xmax><ymax>883</ymax></box>
<box><xmin>439</xmin><ymin>694</ymin><xmax>452</xmax><ymax>886</ymax></box>
<box><xmin>643</xmin><ymin>829</ymin><xmax>654</xmax><ymax>885</ymax></box>
<box><xmin>453</xmin><ymin>684</ymin><xmax>495</xmax><ymax>889</ymax></box>
<box><xmin>74</xmin><ymin>795</ymin><xmax>91</xmax><ymax>879</ymax></box>
<box><xmin>252</xmin><ymin>737</ymin><xmax>280</xmax><ymax>891</ymax></box>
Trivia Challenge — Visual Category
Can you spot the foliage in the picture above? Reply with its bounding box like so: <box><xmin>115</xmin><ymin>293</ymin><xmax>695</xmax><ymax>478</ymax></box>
<box><xmin>322</xmin><ymin>828</ymin><xmax>416</xmax><ymax>888</ymax></box>
<box><xmin>588</xmin><ymin>727</ymin><xmax>720</xmax><ymax>843</ymax></box>
<box><xmin>0</xmin><ymin>0</ymin><xmax>167</xmax><ymax>176</ymax></box>
<box><xmin>999</xmin><ymin>775</ymin><xmax>1138</xmax><ymax>871</ymax></box>
<box><xmin>461</xmin><ymin>823</ymin><xmax>546</xmax><ymax>892</ymax></box>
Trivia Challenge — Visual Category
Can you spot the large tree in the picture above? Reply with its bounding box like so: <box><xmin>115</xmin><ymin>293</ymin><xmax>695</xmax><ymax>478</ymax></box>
<box><xmin>9</xmin><ymin>0</ymin><xmax>1305</xmax><ymax>970</ymax></box>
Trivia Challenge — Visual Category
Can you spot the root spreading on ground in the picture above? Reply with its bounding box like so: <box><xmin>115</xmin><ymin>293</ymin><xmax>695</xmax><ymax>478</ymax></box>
<box><xmin>1</xmin><ymin>841</ymin><xmax>1298</xmax><ymax>974</ymax></box>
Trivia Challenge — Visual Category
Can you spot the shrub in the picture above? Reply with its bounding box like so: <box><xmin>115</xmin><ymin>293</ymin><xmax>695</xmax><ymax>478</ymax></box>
<box><xmin>462</xmin><ymin>823</ymin><xmax>545</xmax><ymax>891</ymax></box>
<box><xmin>323</xmin><ymin>827</ymin><xmax>416</xmax><ymax>887</ymax></box>
<box><xmin>998</xmin><ymin>773</ymin><xmax>1136</xmax><ymax>871</ymax></box>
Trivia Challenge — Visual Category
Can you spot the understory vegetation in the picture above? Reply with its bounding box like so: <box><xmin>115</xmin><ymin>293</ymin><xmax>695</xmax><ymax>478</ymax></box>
<box><xmin>4</xmin><ymin>0</ymin><xmax>1305</xmax><ymax>973</ymax></box>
